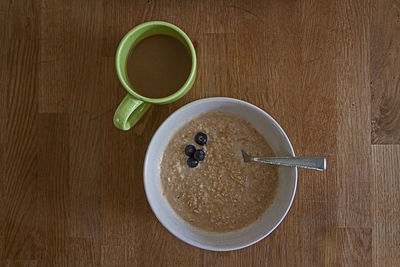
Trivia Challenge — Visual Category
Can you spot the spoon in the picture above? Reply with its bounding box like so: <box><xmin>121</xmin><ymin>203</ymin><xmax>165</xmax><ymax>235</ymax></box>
<box><xmin>241</xmin><ymin>150</ymin><xmax>326</xmax><ymax>171</ymax></box>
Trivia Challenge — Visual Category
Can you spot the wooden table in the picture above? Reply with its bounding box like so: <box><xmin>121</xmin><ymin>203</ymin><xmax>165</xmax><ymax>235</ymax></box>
<box><xmin>1</xmin><ymin>0</ymin><xmax>399</xmax><ymax>266</ymax></box>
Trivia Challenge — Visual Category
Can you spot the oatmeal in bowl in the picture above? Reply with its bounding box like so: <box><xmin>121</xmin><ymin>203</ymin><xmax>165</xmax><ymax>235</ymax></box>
<box><xmin>144</xmin><ymin>98</ymin><xmax>297</xmax><ymax>251</ymax></box>
<box><xmin>161</xmin><ymin>112</ymin><xmax>279</xmax><ymax>233</ymax></box>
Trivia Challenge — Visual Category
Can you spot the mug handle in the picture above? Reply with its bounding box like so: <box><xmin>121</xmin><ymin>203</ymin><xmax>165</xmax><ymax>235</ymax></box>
<box><xmin>113</xmin><ymin>94</ymin><xmax>151</xmax><ymax>130</ymax></box>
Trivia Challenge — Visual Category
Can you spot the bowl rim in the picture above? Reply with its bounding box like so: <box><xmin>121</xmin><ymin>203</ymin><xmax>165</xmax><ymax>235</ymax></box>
<box><xmin>143</xmin><ymin>97</ymin><xmax>298</xmax><ymax>251</ymax></box>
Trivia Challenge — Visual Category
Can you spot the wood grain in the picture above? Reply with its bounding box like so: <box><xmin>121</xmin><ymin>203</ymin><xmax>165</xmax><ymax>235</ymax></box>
<box><xmin>1</xmin><ymin>0</ymin><xmax>399</xmax><ymax>266</ymax></box>
<box><xmin>334</xmin><ymin>228</ymin><xmax>372</xmax><ymax>266</ymax></box>
<box><xmin>4</xmin><ymin>0</ymin><xmax>40</xmax><ymax>40</ymax></box>
<box><xmin>37</xmin><ymin>114</ymin><xmax>69</xmax><ymax>266</ymax></box>
<box><xmin>372</xmin><ymin>145</ymin><xmax>400</xmax><ymax>266</ymax></box>
<box><xmin>2</xmin><ymin>40</ymin><xmax>39</xmax><ymax>261</ymax></box>
<box><xmin>4</xmin><ymin>260</ymin><xmax>37</xmax><ymax>267</ymax></box>
<box><xmin>335</xmin><ymin>0</ymin><xmax>372</xmax><ymax>229</ymax></box>
<box><xmin>371</xmin><ymin>0</ymin><xmax>400</xmax><ymax>144</ymax></box>
<box><xmin>67</xmin><ymin>0</ymin><xmax>104</xmax><ymax>241</ymax></box>
<box><xmin>38</xmin><ymin>0</ymin><xmax>69</xmax><ymax>113</ymax></box>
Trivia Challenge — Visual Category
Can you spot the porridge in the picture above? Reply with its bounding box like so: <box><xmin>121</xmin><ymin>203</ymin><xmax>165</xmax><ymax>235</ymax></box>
<box><xmin>160</xmin><ymin>111</ymin><xmax>279</xmax><ymax>232</ymax></box>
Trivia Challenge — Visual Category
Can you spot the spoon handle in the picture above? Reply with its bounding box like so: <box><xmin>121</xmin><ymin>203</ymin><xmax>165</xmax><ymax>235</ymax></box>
<box><xmin>251</xmin><ymin>156</ymin><xmax>327</xmax><ymax>171</ymax></box>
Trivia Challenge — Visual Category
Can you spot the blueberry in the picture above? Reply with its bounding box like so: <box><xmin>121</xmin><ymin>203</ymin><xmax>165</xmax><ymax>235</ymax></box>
<box><xmin>184</xmin><ymin>144</ymin><xmax>196</xmax><ymax>157</ymax></box>
<box><xmin>193</xmin><ymin>149</ymin><xmax>205</xmax><ymax>161</ymax></box>
<box><xmin>187</xmin><ymin>157</ymin><xmax>199</xmax><ymax>168</ymax></box>
<box><xmin>195</xmin><ymin>132</ymin><xmax>208</xmax><ymax>145</ymax></box>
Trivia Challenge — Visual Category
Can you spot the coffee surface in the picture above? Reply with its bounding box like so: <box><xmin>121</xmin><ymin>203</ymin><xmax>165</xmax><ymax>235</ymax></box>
<box><xmin>127</xmin><ymin>35</ymin><xmax>192</xmax><ymax>98</ymax></box>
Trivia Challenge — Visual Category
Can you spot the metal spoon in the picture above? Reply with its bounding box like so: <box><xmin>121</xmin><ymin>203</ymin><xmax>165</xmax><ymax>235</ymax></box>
<box><xmin>241</xmin><ymin>150</ymin><xmax>326</xmax><ymax>171</ymax></box>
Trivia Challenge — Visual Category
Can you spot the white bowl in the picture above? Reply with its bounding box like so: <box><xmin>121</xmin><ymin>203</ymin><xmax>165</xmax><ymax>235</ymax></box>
<box><xmin>143</xmin><ymin>97</ymin><xmax>297</xmax><ymax>251</ymax></box>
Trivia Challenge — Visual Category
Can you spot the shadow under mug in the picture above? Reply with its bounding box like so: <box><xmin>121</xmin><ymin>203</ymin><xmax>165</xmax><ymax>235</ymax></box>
<box><xmin>113</xmin><ymin>21</ymin><xmax>197</xmax><ymax>131</ymax></box>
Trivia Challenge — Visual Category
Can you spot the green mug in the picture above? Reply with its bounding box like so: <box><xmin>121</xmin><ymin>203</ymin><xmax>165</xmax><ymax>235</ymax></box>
<box><xmin>113</xmin><ymin>21</ymin><xmax>197</xmax><ymax>130</ymax></box>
